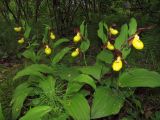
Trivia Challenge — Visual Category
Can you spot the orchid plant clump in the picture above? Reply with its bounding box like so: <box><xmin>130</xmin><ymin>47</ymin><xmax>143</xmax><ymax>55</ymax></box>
<box><xmin>9</xmin><ymin>18</ymin><xmax>160</xmax><ymax>120</ymax></box>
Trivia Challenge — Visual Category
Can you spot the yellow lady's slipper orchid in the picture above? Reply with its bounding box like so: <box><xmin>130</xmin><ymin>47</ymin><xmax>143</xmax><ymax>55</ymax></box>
<box><xmin>112</xmin><ymin>56</ymin><xmax>123</xmax><ymax>71</ymax></box>
<box><xmin>132</xmin><ymin>34</ymin><xmax>144</xmax><ymax>50</ymax></box>
<box><xmin>109</xmin><ymin>27</ymin><xmax>118</xmax><ymax>35</ymax></box>
<box><xmin>50</xmin><ymin>32</ymin><xmax>56</xmax><ymax>40</ymax></box>
<box><xmin>18</xmin><ymin>38</ymin><xmax>24</xmax><ymax>44</ymax></box>
<box><xmin>106</xmin><ymin>41</ymin><xmax>114</xmax><ymax>50</ymax></box>
<box><xmin>14</xmin><ymin>27</ymin><xmax>22</xmax><ymax>32</ymax></box>
<box><xmin>71</xmin><ymin>48</ymin><xmax>79</xmax><ymax>57</ymax></box>
<box><xmin>45</xmin><ymin>45</ymin><xmax>52</xmax><ymax>55</ymax></box>
<box><xmin>73</xmin><ymin>32</ymin><xmax>81</xmax><ymax>43</ymax></box>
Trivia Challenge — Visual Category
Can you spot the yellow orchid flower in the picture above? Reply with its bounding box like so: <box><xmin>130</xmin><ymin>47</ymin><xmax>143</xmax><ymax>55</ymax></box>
<box><xmin>73</xmin><ymin>32</ymin><xmax>81</xmax><ymax>43</ymax></box>
<box><xmin>45</xmin><ymin>45</ymin><xmax>52</xmax><ymax>55</ymax></box>
<box><xmin>106</xmin><ymin>41</ymin><xmax>114</xmax><ymax>50</ymax></box>
<box><xmin>132</xmin><ymin>34</ymin><xmax>144</xmax><ymax>50</ymax></box>
<box><xmin>18</xmin><ymin>38</ymin><xmax>24</xmax><ymax>44</ymax></box>
<box><xmin>109</xmin><ymin>27</ymin><xmax>118</xmax><ymax>35</ymax></box>
<box><xmin>71</xmin><ymin>48</ymin><xmax>80</xmax><ymax>57</ymax></box>
<box><xmin>112</xmin><ymin>56</ymin><xmax>123</xmax><ymax>71</ymax></box>
<box><xmin>50</xmin><ymin>32</ymin><xmax>56</xmax><ymax>40</ymax></box>
<box><xmin>14</xmin><ymin>27</ymin><xmax>22</xmax><ymax>32</ymax></box>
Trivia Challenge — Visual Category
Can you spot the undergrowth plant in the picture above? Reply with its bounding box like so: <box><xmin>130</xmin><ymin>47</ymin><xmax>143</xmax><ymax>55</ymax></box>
<box><xmin>2</xmin><ymin>18</ymin><xmax>160</xmax><ymax>120</ymax></box>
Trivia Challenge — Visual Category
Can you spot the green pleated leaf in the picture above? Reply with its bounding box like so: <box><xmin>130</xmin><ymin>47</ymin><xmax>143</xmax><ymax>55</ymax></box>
<box><xmin>122</xmin><ymin>47</ymin><xmax>131</xmax><ymax>59</ymax></box>
<box><xmin>128</xmin><ymin>17</ymin><xmax>137</xmax><ymax>36</ymax></box>
<box><xmin>22</xmin><ymin>48</ymin><xmax>37</xmax><ymax>63</ymax></box>
<box><xmin>80</xmin><ymin>21</ymin><xmax>85</xmax><ymax>36</ymax></box>
<box><xmin>42</xmin><ymin>26</ymin><xmax>49</xmax><ymax>43</ymax></box>
<box><xmin>11</xmin><ymin>83</ymin><xmax>32</xmax><ymax>120</ymax></box>
<box><xmin>80</xmin><ymin>39</ymin><xmax>90</xmax><ymax>52</ymax></box>
<box><xmin>13</xmin><ymin>64</ymin><xmax>53</xmax><ymax>80</ymax></box>
<box><xmin>0</xmin><ymin>104</ymin><xmax>5</xmax><ymax>120</ymax></box>
<box><xmin>54</xmin><ymin>65</ymin><xmax>80</xmax><ymax>81</ymax></box>
<box><xmin>96</xmin><ymin>49</ymin><xmax>113</xmax><ymax>64</ymax></box>
<box><xmin>19</xmin><ymin>106</ymin><xmax>52</xmax><ymax>120</ymax></box>
<box><xmin>78</xmin><ymin>65</ymin><xmax>102</xmax><ymax>80</ymax></box>
<box><xmin>118</xmin><ymin>68</ymin><xmax>160</xmax><ymax>87</ymax></box>
<box><xmin>97</xmin><ymin>21</ymin><xmax>108</xmax><ymax>44</ymax></box>
<box><xmin>115</xmin><ymin>24</ymin><xmax>128</xmax><ymax>50</ymax></box>
<box><xmin>52</xmin><ymin>47</ymin><xmax>71</xmax><ymax>65</ymax></box>
<box><xmin>73</xmin><ymin>74</ymin><xmax>96</xmax><ymax>89</ymax></box>
<box><xmin>91</xmin><ymin>87</ymin><xmax>125</xmax><ymax>119</ymax></box>
<box><xmin>66</xmin><ymin>82</ymin><xmax>83</xmax><ymax>95</ymax></box>
<box><xmin>53</xmin><ymin>38</ymin><xmax>70</xmax><ymax>48</ymax></box>
<box><xmin>24</xmin><ymin>23</ymin><xmax>31</xmax><ymax>39</ymax></box>
<box><xmin>64</xmin><ymin>93</ymin><xmax>90</xmax><ymax>120</ymax></box>
<box><xmin>39</xmin><ymin>76</ymin><xmax>56</xmax><ymax>99</ymax></box>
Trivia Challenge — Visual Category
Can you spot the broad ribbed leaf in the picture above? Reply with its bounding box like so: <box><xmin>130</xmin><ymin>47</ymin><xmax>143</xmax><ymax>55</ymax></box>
<box><xmin>91</xmin><ymin>87</ymin><xmax>124</xmax><ymax>119</ymax></box>
<box><xmin>80</xmin><ymin>39</ymin><xmax>90</xmax><ymax>52</ymax></box>
<box><xmin>52</xmin><ymin>47</ymin><xmax>71</xmax><ymax>65</ymax></box>
<box><xmin>118</xmin><ymin>68</ymin><xmax>160</xmax><ymax>87</ymax></box>
<box><xmin>97</xmin><ymin>21</ymin><xmax>108</xmax><ymax>44</ymax></box>
<box><xmin>122</xmin><ymin>47</ymin><xmax>131</xmax><ymax>59</ymax></box>
<box><xmin>66</xmin><ymin>82</ymin><xmax>83</xmax><ymax>95</ymax></box>
<box><xmin>13</xmin><ymin>64</ymin><xmax>53</xmax><ymax>80</ymax></box>
<box><xmin>39</xmin><ymin>76</ymin><xmax>56</xmax><ymax>99</ymax></box>
<box><xmin>80</xmin><ymin>21</ymin><xmax>85</xmax><ymax>36</ymax></box>
<box><xmin>53</xmin><ymin>38</ymin><xmax>70</xmax><ymax>48</ymax></box>
<box><xmin>115</xmin><ymin>24</ymin><xmax>128</xmax><ymax>50</ymax></box>
<box><xmin>42</xmin><ymin>26</ymin><xmax>49</xmax><ymax>43</ymax></box>
<box><xmin>22</xmin><ymin>49</ymin><xmax>37</xmax><ymax>63</ymax></box>
<box><xmin>78</xmin><ymin>65</ymin><xmax>102</xmax><ymax>80</ymax></box>
<box><xmin>11</xmin><ymin>83</ymin><xmax>32</xmax><ymax>120</ymax></box>
<box><xmin>73</xmin><ymin>74</ymin><xmax>96</xmax><ymax>89</ymax></box>
<box><xmin>24</xmin><ymin>23</ymin><xmax>31</xmax><ymax>39</ymax></box>
<box><xmin>0</xmin><ymin>104</ymin><xmax>4</xmax><ymax>120</ymax></box>
<box><xmin>64</xmin><ymin>94</ymin><xmax>90</xmax><ymax>120</ymax></box>
<box><xmin>20</xmin><ymin>106</ymin><xmax>52</xmax><ymax>120</ymax></box>
<box><xmin>128</xmin><ymin>17</ymin><xmax>137</xmax><ymax>36</ymax></box>
<box><xmin>55</xmin><ymin>65</ymin><xmax>80</xmax><ymax>81</ymax></box>
<box><xmin>96</xmin><ymin>50</ymin><xmax>113</xmax><ymax>64</ymax></box>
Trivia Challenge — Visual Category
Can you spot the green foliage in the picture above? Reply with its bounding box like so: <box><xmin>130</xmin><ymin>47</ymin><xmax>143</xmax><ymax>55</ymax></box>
<box><xmin>80</xmin><ymin>22</ymin><xmax>90</xmax><ymax>52</ymax></box>
<box><xmin>80</xmin><ymin>39</ymin><xmax>90</xmax><ymax>53</ymax></box>
<box><xmin>97</xmin><ymin>21</ymin><xmax>108</xmax><ymax>44</ymax></box>
<box><xmin>118</xmin><ymin>68</ymin><xmax>160</xmax><ymax>87</ymax></box>
<box><xmin>24</xmin><ymin>23</ymin><xmax>31</xmax><ymax>39</ymax></box>
<box><xmin>53</xmin><ymin>38</ymin><xmax>70</xmax><ymax>49</ymax></box>
<box><xmin>22</xmin><ymin>48</ymin><xmax>37</xmax><ymax>63</ymax></box>
<box><xmin>11</xmin><ymin>83</ymin><xmax>33</xmax><ymax>120</ymax></box>
<box><xmin>52</xmin><ymin>47</ymin><xmax>71</xmax><ymax>65</ymax></box>
<box><xmin>80</xmin><ymin>21</ymin><xmax>85</xmax><ymax>36</ymax></box>
<box><xmin>72</xmin><ymin>74</ymin><xmax>96</xmax><ymax>89</ymax></box>
<box><xmin>115</xmin><ymin>24</ymin><xmax>128</xmax><ymax>50</ymax></box>
<box><xmin>0</xmin><ymin>104</ymin><xmax>5</xmax><ymax>120</ymax></box>
<box><xmin>66</xmin><ymin>82</ymin><xmax>83</xmax><ymax>95</ymax></box>
<box><xmin>42</xmin><ymin>26</ymin><xmax>49</xmax><ymax>43</ymax></box>
<box><xmin>13</xmin><ymin>64</ymin><xmax>54</xmax><ymax>80</ymax></box>
<box><xmin>38</xmin><ymin>76</ymin><xmax>56</xmax><ymax>99</ymax></box>
<box><xmin>91</xmin><ymin>87</ymin><xmax>125</xmax><ymax>119</ymax></box>
<box><xmin>64</xmin><ymin>93</ymin><xmax>90</xmax><ymax>120</ymax></box>
<box><xmin>128</xmin><ymin>18</ymin><xmax>137</xmax><ymax>36</ymax></box>
<box><xmin>78</xmin><ymin>65</ymin><xmax>103</xmax><ymax>80</ymax></box>
<box><xmin>96</xmin><ymin>49</ymin><xmax>113</xmax><ymax>64</ymax></box>
<box><xmin>19</xmin><ymin>106</ymin><xmax>52</xmax><ymax>120</ymax></box>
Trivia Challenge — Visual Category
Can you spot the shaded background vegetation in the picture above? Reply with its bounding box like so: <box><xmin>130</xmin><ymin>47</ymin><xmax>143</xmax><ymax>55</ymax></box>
<box><xmin>0</xmin><ymin>0</ymin><xmax>160</xmax><ymax>119</ymax></box>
